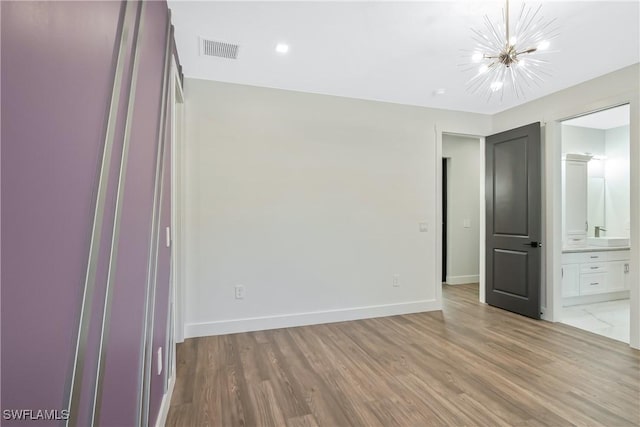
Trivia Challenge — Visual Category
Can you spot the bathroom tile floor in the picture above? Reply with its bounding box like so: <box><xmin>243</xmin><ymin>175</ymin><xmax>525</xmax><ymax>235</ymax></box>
<box><xmin>562</xmin><ymin>299</ymin><xmax>630</xmax><ymax>343</ymax></box>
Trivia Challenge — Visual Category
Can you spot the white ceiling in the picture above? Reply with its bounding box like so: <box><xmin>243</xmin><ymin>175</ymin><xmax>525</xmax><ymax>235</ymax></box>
<box><xmin>562</xmin><ymin>103</ymin><xmax>630</xmax><ymax>129</ymax></box>
<box><xmin>168</xmin><ymin>1</ymin><xmax>640</xmax><ymax>115</ymax></box>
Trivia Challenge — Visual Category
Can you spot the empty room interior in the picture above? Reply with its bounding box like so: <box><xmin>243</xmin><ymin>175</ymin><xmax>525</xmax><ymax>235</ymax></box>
<box><xmin>2</xmin><ymin>1</ymin><xmax>639</xmax><ymax>426</ymax></box>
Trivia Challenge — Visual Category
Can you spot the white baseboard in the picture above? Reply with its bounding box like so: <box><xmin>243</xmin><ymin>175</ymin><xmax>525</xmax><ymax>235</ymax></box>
<box><xmin>562</xmin><ymin>290</ymin><xmax>629</xmax><ymax>307</ymax></box>
<box><xmin>185</xmin><ymin>299</ymin><xmax>440</xmax><ymax>338</ymax></box>
<box><xmin>445</xmin><ymin>275</ymin><xmax>480</xmax><ymax>285</ymax></box>
<box><xmin>155</xmin><ymin>374</ymin><xmax>175</xmax><ymax>427</ymax></box>
<box><xmin>540</xmin><ymin>305</ymin><xmax>550</xmax><ymax>321</ymax></box>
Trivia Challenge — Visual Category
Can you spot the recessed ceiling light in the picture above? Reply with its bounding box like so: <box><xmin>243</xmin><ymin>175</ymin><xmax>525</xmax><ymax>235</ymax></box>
<box><xmin>433</xmin><ymin>88</ymin><xmax>446</xmax><ymax>96</ymax></box>
<box><xmin>275</xmin><ymin>43</ymin><xmax>289</xmax><ymax>54</ymax></box>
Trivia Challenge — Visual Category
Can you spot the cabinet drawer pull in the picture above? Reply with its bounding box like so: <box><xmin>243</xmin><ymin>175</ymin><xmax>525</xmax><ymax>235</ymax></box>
<box><xmin>590</xmin><ymin>266</ymin><xmax>599</xmax><ymax>269</ymax></box>
<box><xmin>590</xmin><ymin>282</ymin><xmax>600</xmax><ymax>286</ymax></box>
<box><xmin>590</xmin><ymin>256</ymin><xmax>599</xmax><ymax>259</ymax></box>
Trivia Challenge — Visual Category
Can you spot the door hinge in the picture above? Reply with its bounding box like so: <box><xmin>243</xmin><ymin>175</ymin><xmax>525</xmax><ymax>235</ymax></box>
<box><xmin>624</xmin><ymin>263</ymin><xmax>630</xmax><ymax>273</ymax></box>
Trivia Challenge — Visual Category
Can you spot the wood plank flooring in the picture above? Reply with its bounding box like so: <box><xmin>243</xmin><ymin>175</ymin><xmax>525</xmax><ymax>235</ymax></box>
<box><xmin>167</xmin><ymin>284</ymin><xmax>640</xmax><ymax>426</ymax></box>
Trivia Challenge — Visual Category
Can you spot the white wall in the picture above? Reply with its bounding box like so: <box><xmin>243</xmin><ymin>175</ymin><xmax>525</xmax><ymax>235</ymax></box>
<box><xmin>442</xmin><ymin>134</ymin><xmax>480</xmax><ymax>285</ymax></box>
<box><xmin>182</xmin><ymin>78</ymin><xmax>491</xmax><ymax>337</ymax></box>
<box><xmin>561</xmin><ymin>125</ymin><xmax>606</xmax><ymax>156</ymax></box>
<box><xmin>492</xmin><ymin>63</ymin><xmax>640</xmax><ymax>348</ymax></box>
<box><xmin>180</xmin><ymin>64</ymin><xmax>638</xmax><ymax>348</ymax></box>
<box><xmin>605</xmin><ymin>125</ymin><xmax>631</xmax><ymax>238</ymax></box>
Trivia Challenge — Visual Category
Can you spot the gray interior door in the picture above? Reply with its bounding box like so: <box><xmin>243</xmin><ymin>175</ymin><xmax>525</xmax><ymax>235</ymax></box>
<box><xmin>486</xmin><ymin>122</ymin><xmax>541</xmax><ymax>319</ymax></box>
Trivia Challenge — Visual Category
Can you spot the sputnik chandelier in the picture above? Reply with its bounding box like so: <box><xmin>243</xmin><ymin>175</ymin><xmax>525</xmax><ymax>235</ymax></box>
<box><xmin>465</xmin><ymin>0</ymin><xmax>559</xmax><ymax>101</ymax></box>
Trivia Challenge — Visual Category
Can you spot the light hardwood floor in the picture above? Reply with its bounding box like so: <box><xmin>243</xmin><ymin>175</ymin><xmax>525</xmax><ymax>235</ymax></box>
<box><xmin>167</xmin><ymin>284</ymin><xmax>640</xmax><ymax>426</ymax></box>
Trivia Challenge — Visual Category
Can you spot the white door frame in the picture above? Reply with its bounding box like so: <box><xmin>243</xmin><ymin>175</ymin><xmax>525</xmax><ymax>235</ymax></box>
<box><xmin>171</xmin><ymin>58</ymin><xmax>185</xmax><ymax>346</ymax></box>
<box><xmin>551</xmin><ymin>97</ymin><xmax>639</xmax><ymax>349</ymax></box>
<box><xmin>435</xmin><ymin>130</ymin><xmax>486</xmax><ymax>305</ymax></box>
<box><xmin>155</xmin><ymin>54</ymin><xmax>186</xmax><ymax>427</ymax></box>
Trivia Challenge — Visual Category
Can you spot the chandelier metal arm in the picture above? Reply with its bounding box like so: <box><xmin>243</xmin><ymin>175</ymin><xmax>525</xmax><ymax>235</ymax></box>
<box><xmin>515</xmin><ymin>47</ymin><xmax>537</xmax><ymax>56</ymax></box>
<box><xmin>505</xmin><ymin>0</ymin><xmax>510</xmax><ymax>45</ymax></box>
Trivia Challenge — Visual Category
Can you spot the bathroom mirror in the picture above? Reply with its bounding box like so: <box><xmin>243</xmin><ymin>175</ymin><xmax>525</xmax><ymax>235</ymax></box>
<box><xmin>587</xmin><ymin>176</ymin><xmax>605</xmax><ymax>236</ymax></box>
<box><xmin>561</xmin><ymin>103</ymin><xmax>630</xmax><ymax>245</ymax></box>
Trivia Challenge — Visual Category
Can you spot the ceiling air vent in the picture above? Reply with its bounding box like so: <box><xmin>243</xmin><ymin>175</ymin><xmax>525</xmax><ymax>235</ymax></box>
<box><xmin>200</xmin><ymin>38</ymin><xmax>239</xmax><ymax>59</ymax></box>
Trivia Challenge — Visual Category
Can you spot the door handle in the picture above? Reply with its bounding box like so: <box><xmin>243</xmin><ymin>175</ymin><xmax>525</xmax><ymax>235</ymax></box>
<box><xmin>524</xmin><ymin>241</ymin><xmax>543</xmax><ymax>248</ymax></box>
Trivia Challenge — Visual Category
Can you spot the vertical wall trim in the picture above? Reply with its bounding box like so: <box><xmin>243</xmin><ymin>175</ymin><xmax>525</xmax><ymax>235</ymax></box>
<box><xmin>168</xmin><ymin>60</ymin><xmax>185</xmax><ymax>396</ymax></box>
<box><xmin>91</xmin><ymin>2</ymin><xmax>146</xmax><ymax>425</ymax></box>
<box><xmin>479</xmin><ymin>137</ymin><xmax>487</xmax><ymax>304</ymax></box>
<box><xmin>66</xmin><ymin>2</ymin><xmax>130</xmax><ymax>425</ymax></box>
<box><xmin>172</xmin><ymin>61</ymin><xmax>186</xmax><ymax>346</ymax></box>
<box><xmin>140</xmin><ymin>15</ymin><xmax>173</xmax><ymax>427</ymax></box>
<box><xmin>434</xmin><ymin>125</ymin><xmax>443</xmax><ymax>306</ymax></box>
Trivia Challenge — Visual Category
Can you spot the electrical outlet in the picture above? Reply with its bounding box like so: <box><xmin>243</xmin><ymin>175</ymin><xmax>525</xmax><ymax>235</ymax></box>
<box><xmin>393</xmin><ymin>274</ymin><xmax>400</xmax><ymax>287</ymax></box>
<box><xmin>419</xmin><ymin>222</ymin><xmax>428</xmax><ymax>232</ymax></box>
<box><xmin>234</xmin><ymin>285</ymin><xmax>245</xmax><ymax>299</ymax></box>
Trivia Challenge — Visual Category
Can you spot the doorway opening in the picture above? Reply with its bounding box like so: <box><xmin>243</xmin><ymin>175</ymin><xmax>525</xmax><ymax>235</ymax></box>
<box><xmin>442</xmin><ymin>158</ymin><xmax>448</xmax><ymax>283</ymax></box>
<box><xmin>441</xmin><ymin>134</ymin><xmax>482</xmax><ymax>295</ymax></box>
<box><xmin>558</xmin><ymin>104</ymin><xmax>631</xmax><ymax>343</ymax></box>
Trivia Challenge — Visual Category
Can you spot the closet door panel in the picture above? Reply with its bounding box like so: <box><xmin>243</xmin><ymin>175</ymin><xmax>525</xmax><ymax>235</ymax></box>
<box><xmin>96</xmin><ymin>1</ymin><xmax>170</xmax><ymax>426</ymax></box>
<box><xmin>1</xmin><ymin>1</ymin><xmax>124</xmax><ymax>422</ymax></box>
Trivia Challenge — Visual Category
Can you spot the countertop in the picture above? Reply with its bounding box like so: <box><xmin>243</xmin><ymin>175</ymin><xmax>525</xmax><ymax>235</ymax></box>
<box><xmin>562</xmin><ymin>246</ymin><xmax>631</xmax><ymax>253</ymax></box>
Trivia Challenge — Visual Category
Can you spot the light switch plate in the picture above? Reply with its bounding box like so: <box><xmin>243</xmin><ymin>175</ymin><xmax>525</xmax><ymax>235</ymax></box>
<box><xmin>235</xmin><ymin>285</ymin><xmax>245</xmax><ymax>299</ymax></box>
<box><xmin>393</xmin><ymin>274</ymin><xmax>400</xmax><ymax>287</ymax></box>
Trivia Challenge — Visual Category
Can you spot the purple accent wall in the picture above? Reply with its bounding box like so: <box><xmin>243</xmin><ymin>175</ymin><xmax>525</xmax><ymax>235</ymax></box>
<box><xmin>1</xmin><ymin>1</ymin><xmax>177</xmax><ymax>425</ymax></box>
<box><xmin>97</xmin><ymin>2</ymin><xmax>170</xmax><ymax>425</ymax></box>
<box><xmin>1</xmin><ymin>2</ymin><xmax>123</xmax><ymax>425</ymax></box>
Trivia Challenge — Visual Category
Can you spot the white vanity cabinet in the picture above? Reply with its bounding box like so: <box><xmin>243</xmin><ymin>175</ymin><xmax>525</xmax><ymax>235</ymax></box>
<box><xmin>607</xmin><ymin>261</ymin><xmax>629</xmax><ymax>292</ymax></box>
<box><xmin>561</xmin><ymin>249</ymin><xmax>630</xmax><ymax>299</ymax></box>
<box><xmin>561</xmin><ymin>263</ymin><xmax>580</xmax><ymax>297</ymax></box>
